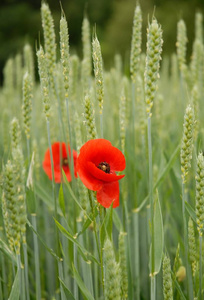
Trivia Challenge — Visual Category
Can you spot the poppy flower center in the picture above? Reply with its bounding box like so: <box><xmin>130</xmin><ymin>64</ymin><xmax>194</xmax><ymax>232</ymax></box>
<box><xmin>62</xmin><ymin>158</ymin><xmax>69</xmax><ymax>166</ymax></box>
<box><xmin>97</xmin><ymin>161</ymin><xmax>110</xmax><ymax>173</ymax></box>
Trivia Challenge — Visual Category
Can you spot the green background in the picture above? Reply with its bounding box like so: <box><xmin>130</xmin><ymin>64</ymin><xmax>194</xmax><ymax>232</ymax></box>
<box><xmin>0</xmin><ymin>0</ymin><xmax>204</xmax><ymax>83</ymax></box>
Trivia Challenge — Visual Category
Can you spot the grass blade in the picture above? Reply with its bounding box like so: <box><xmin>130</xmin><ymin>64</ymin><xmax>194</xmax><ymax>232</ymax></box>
<box><xmin>55</xmin><ymin>218</ymin><xmax>99</xmax><ymax>265</ymax></box>
<box><xmin>8</xmin><ymin>269</ymin><xmax>20</xmax><ymax>300</ymax></box>
<box><xmin>26</xmin><ymin>219</ymin><xmax>60</xmax><ymax>261</ymax></box>
<box><xmin>72</xmin><ymin>264</ymin><xmax>95</xmax><ymax>300</ymax></box>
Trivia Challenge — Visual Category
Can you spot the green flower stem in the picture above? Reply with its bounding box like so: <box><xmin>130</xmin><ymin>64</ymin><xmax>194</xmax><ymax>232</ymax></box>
<box><xmin>26</xmin><ymin>137</ymin><xmax>30</xmax><ymax>160</ymax></box>
<box><xmin>88</xmin><ymin>190</ymin><xmax>103</xmax><ymax>293</ymax></box>
<box><xmin>199</xmin><ymin>234</ymin><xmax>202</xmax><ymax>300</ymax></box>
<box><xmin>1</xmin><ymin>255</ymin><xmax>7</xmax><ymax>299</ymax></box>
<box><xmin>58</xmin><ymin>259</ymin><xmax>66</xmax><ymax>300</ymax></box>
<box><xmin>133</xmin><ymin>211</ymin><xmax>140</xmax><ymax>299</ymax></box>
<box><xmin>147</xmin><ymin>116</ymin><xmax>155</xmax><ymax>300</ymax></box>
<box><xmin>46</xmin><ymin>120</ymin><xmax>57</xmax><ymax>222</ymax></box>
<box><xmin>43</xmin><ymin>204</ymin><xmax>55</xmax><ymax>295</ymax></box>
<box><xmin>94</xmin><ymin>238</ymin><xmax>99</xmax><ymax>299</ymax></box>
<box><xmin>131</xmin><ymin>82</ymin><xmax>136</xmax><ymax>151</ymax></box>
<box><xmin>78</xmin><ymin>221</ymin><xmax>94</xmax><ymax>296</ymax></box>
<box><xmin>182</xmin><ymin>183</ymin><xmax>193</xmax><ymax>299</ymax></box>
<box><xmin>65</xmin><ymin>97</ymin><xmax>75</xmax><ymax>186</ymax></box>
<box><xmin>46</xmin><ymin>119</ymin><xmax>60</xmax><ymax>292</ymax></box>
<box><xmin>99</xmin><ymin>206</ymin><xmax>105</xmax><ymax>294</ymax></box>
<box><xmin>123</xmin><ymin>201</ymin><xmax>134</xmax><ymax>299</ymax></box>
<box><xmin>23</xmin><ymin>243</ymin><xmax>30</xmax><ymax>300</ymax></box>
<box><xmin>100</xmin><ymin>112</ymin><xmax>103</xmax><ymax>139</ymax></box>
<box><xmin>17</xmin><ymin>253</ymin><xmax>25</xmax><ymax>300</ymax></box>
<box><xmin>151</xmin><ymin>277</ymin><xmax>156</xmax><ymax>300</ymax></box>
<box><xmin>31</xmin><ymin>214</ymin><xmax>41</xmax><ymax>300</ymax></box>
<box><xmin>131</xmin><ymin>82</ymin><xmax>140</xmax><ymax>299</ymax></box>
<box><xmin>73</xmin><ymin>243</ymin><xmax>79</xmax><ymax>299</ymax></box>
<box><xmin>131</xmin><ymin>81</ymin><xmax>139</xmax><ymax>298</ymax></box>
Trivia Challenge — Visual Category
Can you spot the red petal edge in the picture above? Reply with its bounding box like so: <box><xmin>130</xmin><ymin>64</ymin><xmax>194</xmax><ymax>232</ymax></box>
<box><xmin>96</xmin><ymin>181</ymin><xmax>120</xmax><ymax>208</ymax></box>
<box><xmin>42</xmin><ymin>142</ymin><xmax>78</xmax><ymax>183</ymax></box>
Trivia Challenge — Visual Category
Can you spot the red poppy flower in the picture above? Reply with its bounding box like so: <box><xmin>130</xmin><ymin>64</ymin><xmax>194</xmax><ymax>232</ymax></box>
<box><xmin>43</xmin><ymin>142</ymin><xmax>78</xmax><ymax>183</ymax></box>
<box><xmin>77</xmin><ymin>139</ymin><xmax>125</xmax><ymax>208</ymax></box>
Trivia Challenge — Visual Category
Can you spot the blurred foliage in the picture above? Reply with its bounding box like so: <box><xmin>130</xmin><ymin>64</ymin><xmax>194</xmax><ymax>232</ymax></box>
<box><xmin>0</xmin><ymin>0</ymin><xmax>204</xmax><ymax>83</ymax></box>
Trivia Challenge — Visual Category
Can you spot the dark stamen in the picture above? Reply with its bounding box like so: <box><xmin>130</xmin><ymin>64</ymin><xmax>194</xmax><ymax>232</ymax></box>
<box><xmin>62</xmin><ymin>158</ymin><xmax>69</xmax><ymax>166</ymax></box>
<box><xmin>97</xmin><ymin>161</ymin><xmax>110</xmax><ymax>173</ymax></box>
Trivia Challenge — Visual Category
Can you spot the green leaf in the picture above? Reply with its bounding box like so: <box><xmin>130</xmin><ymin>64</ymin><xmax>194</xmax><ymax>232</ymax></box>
<box><xmin>72</xmin><ymin>264</ymin><xmax>95</xmax><ymax>300</ymax></box>
<box><xmin>171</xmin><ymin>272</ymin><xmax>186</xmax><ymax>300</ymax></box>
<box><xmin>8</xmin><ymin>269</ymin><xmax>19</xmax><ymax>300</ymax></box>
<box><xmin>35</xmin><ymin>182</ymin><xmax>55</xmax><ymax>212</ymax></box>
<box><xmin>137</xmin><ymin>143</ymin><xmax>180</xmax><ymax>213</ymax></box>
<box><xmin>62</xmin><ymin>171</ymin><xmax>92</xmax><ymax>221</ymax></box>
<box><xmin>58</xmin><ymin>184</ymin><xmax>66</xmax><ymax>216</ymax></box>
<box><xmin>105</xmin><ymin>204</ymin><xmax>113</xmax><ymax>240</ymax></box>
<box><xmin>112</xmin><ymin>209</ymin><xmax>123</xmax><ymax>232</ymax></box>
<box><xmin>100</xmin><ymin>205</ymin><xmax>113</xmax><ymax>248</ymax></box>
<box><xmin>100</xmin><ymin>216</ymin><xmax>106</xmax><ymax>249</ymax></box>
<box><xmin>77</xmin><ymin>207</ymin><xmax>98</xmax><ymax>237</ymax></box>
<box><xmin>185</xmin><ymin>201</ymin><xmax>197</xmax><ymax>225</ymax></box>
<box><xmin>26</xmin><ymin>188</ymin><xmax>36</xmax><ymax>214</ymax></box>
<box><xmin>59</xmin><ymin>277</ymin><xmax>75</xmax><ymax>300</ymax></box>
<box><xmin>154</xmin><ymin>143</ymin><xmax>180</xmax><ymax>190</ymax></box>
<box><xmin>27</xmin><ymin>219</ymin><xmax>60</xmax><ymax>261</ymax></box>
<box><xmin>152</xmin><ymin>190</ymin><xmax>164</xmax><ymax>275</ymax></box>
<box><xmin>55</xmin><ymin>219</ymin><xmax>99</xmax><ymax>265</ymax></box>
<box><xmin>135</xmin><ymin>195</ymin><xmax>149</xmax><ymax>213</ymax></box>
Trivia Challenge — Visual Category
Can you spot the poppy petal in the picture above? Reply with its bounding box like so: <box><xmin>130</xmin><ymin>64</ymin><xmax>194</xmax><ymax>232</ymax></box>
<box><xmin>42</xmin><ymin>163</ymin><xmax>61</xmax><ymax>183</ymax></box>
<box><xmin>87</xmin><ymin>162</ymin><xmax>125</xmax><ymax>182</ymax></box>
<box><xmin>78</xmin><ymin>139</ymin><xmax>126</xmax><ymax>171</ymax></box>
<box><xmin>77</xmin><ymin>162</ymin><xmax>104</xmax><ymax>190</ymax></box>
<box><xmin>96</xmin><ymin>181</ymin><xmax>120</xmax><ymax>208</ymax></box>
<box><xmin>42</xmin><ymin>142</ymin><xmax>78</xmax><ymax>183</ymax></box>
<box><xmin>50</xmin><ymin>142</ymin><xmax>61</xmax><ymax>164</ymax></box>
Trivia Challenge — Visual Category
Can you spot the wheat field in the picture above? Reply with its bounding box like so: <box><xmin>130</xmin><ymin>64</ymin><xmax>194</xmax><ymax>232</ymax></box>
<box><xmin>0</xmin><ymin>3</ymin><xmax>204</xmax><ymax>300</ymax></box>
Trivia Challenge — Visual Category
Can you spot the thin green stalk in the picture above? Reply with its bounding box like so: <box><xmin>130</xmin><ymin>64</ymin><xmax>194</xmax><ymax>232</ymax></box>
<box><xmin>23</xmin><ymin>243</ymin><xmax>30</xmax><ymax>300</ymax></box>
<box><xmin>88</xmin><ymin>190</ymin><xmax>102</xmax><ymax>292</ymax></box>
<box><xmin>199</xmin><ymin>234</ymin><xmax>202</xmax><ymax>300</ymax></box>
<box><xmin>26</xmin><ymin>138</ymin><xmax>30</xmax><ymax>160</ymax></box>
<box><xmin>73</xmin><ymin>243</ymin><xmax>79</xmax><ymax>300</ymax></box>
<box><xmin>182</xmin><ymin>183</ymin><xmax>193</xmax><ymax>299</ymax></box>
<box><xmin>46</xmin><ymin>119</ymin><xmax>60</xmax><ymax>295</ymax></box>
<box><xmin>65</xmin><ymin>98</ymin><xmax>75</xmax><ymax>187</ymax></box>
<box><xmin>52</xmin><ymin>75</ymin><xmax>74</xmax><ymax>191</ymax></box>
<box><xmin>125</xmin><ymin>201</ymin><xmax>134</xmax><ymax>299</ymax></box>
<box><xmin>43</xmin><ymin>203</ymin><xmax>55</xmax><ymax>296</ymax></box>
<box><xmin>88</xmin><ymin>190</ymin><xmax>100</xmax><ymax>258</ymax></box>
<box><xmin>31</xmin><ymin>214</ymin><xmax>41</xmax><ymax>300</ymax></box>
<box><xmin>133</xmin><ymin>211</ymin><xmax>140</xmax><ymax>299</ymax></box>
<box><xmin>94</xmin><ymin>237</ymin><xmax>99</xmax><ymax>299</ymax></box>
<box><xmin>100</xmin><ymin>113</ymin><xmax>103</xmax><ymax>138</ymax></box>
<box><xmin>131</xmin><ymin>82</ymin><xmax>136</xmax><ymax>152</ymax></box>
<box><xmin>147</xmin><ymin>116</ymin><xmax>155</xmax><ymax>300</ymax></box>
<box><xmin>78</xmin><ymin>221</ymin><xmax>94</xmax><ymax>296</ymax></box>
<box><xmin>17</xmin><ymin>253</ymin><xmax>25</xmax><ymax>300</ymax></box>
<box><xmin>1</xmin><ymin>254</ymin><xmax>8</xmax><ymax>299</ymax></box>
<box><xmin>131</xmin><ymin>81</ymin><xmax>140</xmax><ymax>299</ymax></box>
<box><xmin>17</xmin><ymin>254</ymin><xmax>21</xmax><ymax>298</ymax></box>
<box><xmin>132</xmin><ymin>80</ymin><xmax>140</xmax><ymax>297</ymax></box>
<box><xmin>151</xmin><ymin>276</ymin><xmax>156</xmax><ymax>300</ymax></box>
<box><xmin>58</xmin><ymin>259</ymin><xmax>66</xmax><ymax>300</ymax></box>
<box><xmin>46</xmin><ymin>120</ymin><xmax>57</xmax><ymax>219</ymax></box>
<box><xmin>99</xmin><ymin>206</ymin><xmax>105</xmax><ymax>294</ymax></box>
